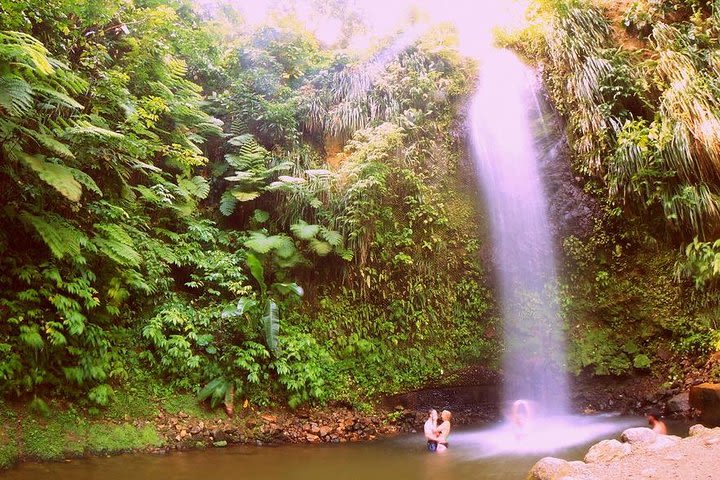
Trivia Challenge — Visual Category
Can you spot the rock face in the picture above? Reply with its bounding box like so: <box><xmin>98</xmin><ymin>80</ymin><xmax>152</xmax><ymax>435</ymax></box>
<box><xmin>689</xmin><ymin>383</ymin><xmax>720</xmax><ymax>426</ymax></box>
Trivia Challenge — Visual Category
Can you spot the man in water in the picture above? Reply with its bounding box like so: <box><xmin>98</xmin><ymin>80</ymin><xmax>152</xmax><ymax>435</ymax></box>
<box><xmin>647</xmin><ymin>412</ymin><xmax>667</xmax><ymax>435</ymax></box>
<box><xmin>424</xmin><ymin>409</ymin><xmax>439</xmax><ymax>452</ymax></box>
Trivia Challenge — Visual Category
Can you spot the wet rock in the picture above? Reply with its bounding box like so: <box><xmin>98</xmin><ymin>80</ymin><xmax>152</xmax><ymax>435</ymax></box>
<box><xmin>689</xmin><ymin>383</ymin><xmax>720</xmax><ymax>426</ymax></box>
<box><xmin>621</xmin><ymin>427</ymin><xmax>657</xmax><ymax>445</ymax></box>
<box><xmin>212</xmin><ymin>440</ymin><xmax>227</xmax><ymax>447</ymax></box>
<box><xmin>319</xmin><ymin>426</ymin><xmax>332</xmax><ymax>437</ymax></box>
<box><xmin>306</xmin><ymin>434</ymin><xmax>320</xmax><ymax>443</ymax></box>
<box><xmin>667</xmin><ymin>392</ymin><xmax>690</xmax><ymax>414</ymax></box>
<box><xmin>584</xmin><ymin>439</ymin><xmax>631</xmax><ymax>463</ymax></box>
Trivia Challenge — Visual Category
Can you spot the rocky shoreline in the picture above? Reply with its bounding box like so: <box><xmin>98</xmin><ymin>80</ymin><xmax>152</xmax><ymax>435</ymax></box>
<box><xmin>147</xmin><ymin>400</ymin><xmax>500</xmax><ymax>453</ymax></box>
<box><xmin>528</xmin><ymin>424</ymin><xmax>720</xmax><ymax>480</ymax></box>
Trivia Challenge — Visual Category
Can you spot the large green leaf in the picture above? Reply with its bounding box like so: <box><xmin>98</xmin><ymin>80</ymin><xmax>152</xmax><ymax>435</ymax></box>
<box><xmin>290</xmin><ymin>220</ymin><xmax>320</xmax><ymax>240</ymax></box>
<box><xmin>198</xmin><ymin>377</ymin><xmax>230</xmax><ymax>408</ymax></box>
<box><xmin>244</xmin><ymin>232</ymin><xmax>275</xmax><ymax>254</ymax></box>
<box><xmin>262</xmin><ymin>300</ymin><xmax>279</xmax><ymax>353</ymax></box>
<box><xmin>272</xmin><ymin>282</ymin><xmax>304</xmax><ymax>298</ymax></box>
<box><xmin>309</xmin><ymin>238</ymin><xmax>333</xmax><ymax>256</ymax></box>
<box><xmin>19</xmin><ymin>153</ymin><xmax>82</xmax><ymax>202</ymax></box>
<box><xmin>246</xmin><ymin>252</ymin><xmax>266</xmax><ymax>295</ymax></box>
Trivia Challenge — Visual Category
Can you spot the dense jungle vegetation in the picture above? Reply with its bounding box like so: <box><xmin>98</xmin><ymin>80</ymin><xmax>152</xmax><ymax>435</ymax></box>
<box><xmin>3</xmin><ymin>0</ymin><xmax>720</xmax><ymax>426</ymax></box>
<box><xmin>0</xmin><ymin>0</ymin><xmax>492</xmax><ymax>416</ymax></box>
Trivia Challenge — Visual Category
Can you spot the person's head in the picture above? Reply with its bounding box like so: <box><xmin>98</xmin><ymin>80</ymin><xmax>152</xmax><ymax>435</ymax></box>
<box><xmin>428</xmin><ymin>409</ymin><xmax>438</xmax><ymax>421</ymax></box>
<box><xmin>441</xmin><ymin>410</ymin><xmax>452</xmax><ymax>422</ymax></box>
<box><xmin>647</xmin><ymin>411</ymin><xmax>661</xmax><ymax>425</ymax></box>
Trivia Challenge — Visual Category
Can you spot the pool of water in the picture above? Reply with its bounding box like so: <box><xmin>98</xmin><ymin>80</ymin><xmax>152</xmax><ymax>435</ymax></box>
<box><xmin>2</xmin><ymin>415</ymin><xmax>690</xmax><ymax>480</ymax></box>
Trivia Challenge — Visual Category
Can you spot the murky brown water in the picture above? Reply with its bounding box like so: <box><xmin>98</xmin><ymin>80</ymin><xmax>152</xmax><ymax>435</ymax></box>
<box><xmin>2</xmin><ymin>417</ymin><xmax>689</xmax><ymax>480</ymax></box>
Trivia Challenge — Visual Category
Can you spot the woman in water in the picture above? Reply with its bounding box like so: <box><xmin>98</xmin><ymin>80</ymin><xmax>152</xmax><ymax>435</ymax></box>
<box><xmin>435</xmin><ymin>410</ymin><xmax>452</xmax><ymax>452</ymax></box>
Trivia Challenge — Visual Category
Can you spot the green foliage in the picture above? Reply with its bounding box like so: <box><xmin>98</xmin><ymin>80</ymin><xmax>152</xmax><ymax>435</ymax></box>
<box><xmin>0</xmin><ymin>0</ymin><xmax>494</xmax><ymax>415</ymax></box>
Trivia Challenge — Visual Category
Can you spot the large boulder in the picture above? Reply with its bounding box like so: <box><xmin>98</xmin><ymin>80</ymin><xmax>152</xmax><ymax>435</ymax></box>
<box><xmin>620</xmin><ymin>427</ymin><xmax>657</xmax><ymax>445</ymax></box>
<box><xmin>584</xmin><ymin>439</ymin><xmax>632</xmax><ymax>463</ymax></box>
<box><xmin>667</xmin><ymin>391</ymin><xmax>690</xmax><ymax>415</ymax></box>
<box><xmin>689</xmin><ymin>383</ymin><xmax>720</xmax><ymax>427</ymax></box>
<box><xmin>527</xmin><ymin>457</ymin><xmax>588</xmax><ymax>480</ymax></box>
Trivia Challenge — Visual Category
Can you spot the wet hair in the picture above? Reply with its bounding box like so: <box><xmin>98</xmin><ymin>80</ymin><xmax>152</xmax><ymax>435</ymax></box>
<box><xmin>647</xmin><ymin>410</ymin><xmax>662</xmax><ymax>420</ymax></box>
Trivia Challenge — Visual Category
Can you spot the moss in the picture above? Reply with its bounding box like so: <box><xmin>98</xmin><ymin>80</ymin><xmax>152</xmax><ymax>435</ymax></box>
<box><xmin>0</xmin><ymin>422</ymin><xmax>18</xmax><ymax>468</ymax></box>
<box><xmin>0</xmin><ymin>401</ymin><xmax>18</xmax><ymax>467</ymax></box>
<box><xmin>84</xmin><ymin>424</ymin><xmax>163</xmax><ymax>453</ymax></box>
<box><xmin>158</xmin><ymin>392</ymin><xmax>215</xmax><ymax>420</ymax></box>
<box><xmin>16</xmin><ymin>401</ymin><xmax>164</xmax><ymax>463</ymax></box>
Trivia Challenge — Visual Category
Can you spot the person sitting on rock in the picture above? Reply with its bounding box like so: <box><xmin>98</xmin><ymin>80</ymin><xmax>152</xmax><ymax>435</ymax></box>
<box><xmin>647</xmin><ymin>412</ymin><xmax>667</xmax><ymax>435</ymax></box>
<box><xmin>424</xmin><ymin>409</ymin><xmax>439</xmax><ymax>452</ymax></box>
<box><xmin>435</xmin><ymin>410</ymin><xmax>452</xmax><ymax>452</ymax></box>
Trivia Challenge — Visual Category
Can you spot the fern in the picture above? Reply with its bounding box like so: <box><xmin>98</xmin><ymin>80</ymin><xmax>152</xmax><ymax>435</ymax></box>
<box><xmin>92</xmin><ymin>223</ymin><xmax>141</xmax><ymax>267</ymax></box>
<box><xmin>219</xmin><ymin>190</ymin><xmax>237</xmax><ymax>216</ymax></box>
<box><xmin>20</xmin><ymin>211</ymin><xmax>86</xmax><ymax>261</ymax></box>
<box><xmin>17</xmin><ymin>153</ymin><xmax>83</xmax><ymax>202</ymax></box>
<box><xmin>0</xmin><ymin>76</ymin><xmax>33</xmax><ymax>116</ymax></box>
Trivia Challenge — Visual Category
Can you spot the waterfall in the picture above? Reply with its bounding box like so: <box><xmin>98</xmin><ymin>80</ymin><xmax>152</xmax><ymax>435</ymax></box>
<box><xmin>468</xmin><ymin>49</ymin><xmax>569</xmax><ymax>417</ymax></box>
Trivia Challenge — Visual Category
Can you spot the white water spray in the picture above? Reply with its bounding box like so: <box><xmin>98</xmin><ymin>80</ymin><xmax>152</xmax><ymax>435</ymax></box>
<box><xmin>468</xmin><ymin>49</ymin><xmax>569</xmax><ymax>416</ymax></box>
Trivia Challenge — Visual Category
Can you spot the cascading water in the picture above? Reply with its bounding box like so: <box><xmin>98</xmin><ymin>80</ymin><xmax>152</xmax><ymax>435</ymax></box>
<box><xmin>458</xmin><ymin>43</ymin><xmax>637</xmax><ymax>457</ymax></box>
<box><xmin>469</xmin><ymin>49</ymin><xmax>569</xmax><ymax>417</ymax></box>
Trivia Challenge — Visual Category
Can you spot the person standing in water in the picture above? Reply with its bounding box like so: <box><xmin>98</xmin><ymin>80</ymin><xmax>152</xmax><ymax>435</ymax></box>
<box><xmin>424</xmin><ymin>409</ymin><xmax>439</xmax><ymax>452</ymax></box>
<box><xmin>435</xmin><ymin>410</ymin><xmax>452</xmax><ymax>452</ymax></box>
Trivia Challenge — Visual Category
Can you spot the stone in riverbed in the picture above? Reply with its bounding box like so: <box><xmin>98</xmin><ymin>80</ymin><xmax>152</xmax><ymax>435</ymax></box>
<box><xmin>584</xmin><ymin>439</ymin><xmax>632</xmax><ymax>463</ymax></box>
